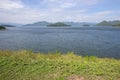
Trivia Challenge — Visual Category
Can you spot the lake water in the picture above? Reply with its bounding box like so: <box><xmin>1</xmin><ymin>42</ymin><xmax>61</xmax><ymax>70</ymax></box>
<box><xmin>0</xmin><ymin>26</ymin><xmax>120</xmax><ymax>59</ymax></box>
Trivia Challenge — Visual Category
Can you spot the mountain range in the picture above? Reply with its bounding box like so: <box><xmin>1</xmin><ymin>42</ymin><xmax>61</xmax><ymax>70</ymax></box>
<box><xmin>24</xmin><ymin>21</ymin><xmax>50</xmax><ymax>26</ymax></box>
<box><xmin>1</xmin><ymin>20</ymin><xmax>120</xmax><ymax>27</ymax></box>
<box><xmin>47</xmin><ymin>22</ymin><xmax>71</xmax><ymax>26</ymax></box>
<box><xmin>0</xmin><ymin>24</ymin><xmax>16</xmax><ymax>27</ymax></box>
<box><xmin>24</xmin><ymin>21</ymin><xmax>95</xmax><ymax>27</ymax></box>
<box><xmin>96</xmin><ymin>20</ymin><xmax>120</xmax><ymax>26</ymax></box>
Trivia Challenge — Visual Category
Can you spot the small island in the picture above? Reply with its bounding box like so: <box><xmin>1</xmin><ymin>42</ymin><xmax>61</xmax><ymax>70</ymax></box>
<box><xmin>0</xmin><ymin>26</ymin><xmax>6</xmax><ymax>30</ymax></box>
<box><xmin>83</xmin><ymin>24</ymin><xmax>90</xmax><ymax>26</ymax></box>
<box><xmin>47</xmin><ymin>22</ymin><xmax>71</xmax><ymax>27</ymax></box>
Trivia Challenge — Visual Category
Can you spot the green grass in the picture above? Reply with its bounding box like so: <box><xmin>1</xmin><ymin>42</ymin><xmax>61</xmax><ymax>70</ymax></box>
<box><xmin>0</xmin><ymin>50</ymin><xmax>120</xmax><ymax>80</ymax></box>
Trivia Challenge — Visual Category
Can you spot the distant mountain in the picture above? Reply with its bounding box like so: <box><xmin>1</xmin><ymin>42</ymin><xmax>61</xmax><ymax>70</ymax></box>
<box><xmin>110</xmin><ymin>20</ymin><xmax>120</xmax><ymax>26</ymax></box>
<box><xmin>0</xmin><ymin>24</ymin><xmax>15</xmax><ymax>27</ymax></box>
<box><xmin>96</xmin><ymin>21</ymin><xmax>112</xmax><ymax>26</ymax></box>
<box><xmin>112</xmin><ymin>24</ymin><xmax>120</xmax><ymax>26</ymax></box>
<box><xmin>24</xmin><ymin>21</ymin><xmax>96</xmax><ymax>27</ymax></box>
<box><xmin>0</xmin><ymin>26</ymin><xmax>6</xmax><ymax>30</ymax></box>
<box><xmin>65</xmin><ymin>22</ymin><xmax>96</xmax><ymax>26</ymax></box>
<box><xmin>110</xmin><ymin>20</ymin><xmax>120</xmax><ymax>25</ymax></box>
<box><xmin>96</xmin><ymin>20</ymin><xmax>120</xmax><ymax>26</ymax></box>
<box><xmin>47</xmin><ymin>22</ymin><xmax>71</xmax><ymax>27</ymax></box>
<box><xmin>64</xmin><ymin>22</ymin><xmax>82</xmax><ymax>26</ymax></box>
<box><xmin>24</xmin><ymin>21</ymin><xmax>50</xmax><ymax>26</ymax></box>
<box><xmin>83</xmin><ymin>24</ymin><xmax>90</xmax><ymax>26</ymax></box>
<box><xmin>0</xmin><ymin>23</ymin><xmax>22</xmax><ymax>26</ymax></box>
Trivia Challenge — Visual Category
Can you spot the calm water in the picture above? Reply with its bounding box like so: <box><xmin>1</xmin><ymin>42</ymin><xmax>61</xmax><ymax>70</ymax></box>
<box><xmin>0</xmin><ymin>26</ymin><xmax>120</xmax><ymax>59</ymax></box>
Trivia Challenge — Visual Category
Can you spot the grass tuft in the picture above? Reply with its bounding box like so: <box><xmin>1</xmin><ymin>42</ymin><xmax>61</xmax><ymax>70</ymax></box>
<box><xmin>0</xmin><ymin>50</ymin><xmax>120</xmax><ymax>80</ymax></box>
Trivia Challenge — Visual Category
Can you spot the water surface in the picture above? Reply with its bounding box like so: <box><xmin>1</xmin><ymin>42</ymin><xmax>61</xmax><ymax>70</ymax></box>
<box><xmin>0</xmin><ymin>26</ymin><xmax>120</xmax><ymax>58</ymax></box>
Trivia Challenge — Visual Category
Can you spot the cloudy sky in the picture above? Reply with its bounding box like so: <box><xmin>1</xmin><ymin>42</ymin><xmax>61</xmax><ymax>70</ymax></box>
<box><xmin>0</xmin><ymin>0</ymin><xmax>120</xmax><ymax>24</ymax></box>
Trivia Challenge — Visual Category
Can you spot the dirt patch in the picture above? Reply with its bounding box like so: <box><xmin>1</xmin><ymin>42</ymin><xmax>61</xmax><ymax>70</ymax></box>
<box><xmin>67</xmin><ymin>75</ymin><xmax>84</xmax><ymax>80</ymax></box>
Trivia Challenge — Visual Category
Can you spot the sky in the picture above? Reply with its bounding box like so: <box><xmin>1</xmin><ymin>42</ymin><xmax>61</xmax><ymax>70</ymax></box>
<box><xmin>0</xmin><ymin>0</ymin><xmax>120</xmax><ymax>24</ymax></box>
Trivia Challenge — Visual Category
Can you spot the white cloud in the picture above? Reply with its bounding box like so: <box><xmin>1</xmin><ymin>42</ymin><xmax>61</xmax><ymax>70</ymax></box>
<box><xmin>60</xmin><ymin>2</ymin><xmax>76</xmax><ymax>8</ymax></box>
<box><xmin>0</xmin><ymin>11</ymin><xmax>48</xmax><ymax>24</ymax></box>
<box><xmin>0</xmin><ymin>0</ymin><xmax>119</xmax><ymax>24</ymax></box>
<box><xmin>44</xmin><ymin>0</ymin><xmax>101</xmax><ymax>6</ymax></box>
<box><xmin>0</xmin><ymin>0</ymin><xmax>24</xmax><ymax>10</ymax></box>
<box><xmin>1</xmin><ymin>8</ymin><xmax>118</xmax><ymax>24</ymax></box>
<box><xmin>95</xmin><ymin>11</ymin><xmax>113</xmax><ymax>16</ymax></box>
<box><xmin>79</xmin><ymin>0</ymin><xmax>101</xmax><ymax>5</ymax></box>
<box><xmin>79</xmin><ymin>11</ymin><xmax>117</xmax><ymax>22</ymax></box>
<box><xmin>44</xmin><ymin>0</ymin><xmax>59</xmax><ymax>2</ymax></box>
<box><xmin>42</xmin><ymin>0</ymin><xmax>101</xmax><ymax>13</ymax></box>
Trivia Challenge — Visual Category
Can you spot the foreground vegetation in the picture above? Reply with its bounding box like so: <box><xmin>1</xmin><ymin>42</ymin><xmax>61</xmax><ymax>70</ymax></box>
<box><xmin>0</xmin><ymin>50</ymin><xmax>120</xmax><ymax>80</ymax></box>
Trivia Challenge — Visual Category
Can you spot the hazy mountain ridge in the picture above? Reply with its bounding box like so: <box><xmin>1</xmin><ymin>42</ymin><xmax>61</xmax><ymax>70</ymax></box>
<box><xmin>0</xmin><ymin>25</ymin><xmax>6</xmax><ymax>30</ymax></box>
<box><xmin>24</xmin><ymin>21</ymin><xmax>50</xmax><ymax>26</ymax></box>
<box><xmin>0</xmin><ymin>22</ymin><xmax>23</xmax><ymax>26</ymax></box>
<box><xmin>0</xmin><ymin>24</ymin><xmax>15</xmax><ymax>27</ymax></box>
<box><xmin>1</xmin><ymin>20</ymin><xmax>120</xmax><ymax>27</ymax></box>
<box><xmin>47</xmin><ymin>22</ymin><xmax>71</xmax><ymax>26</ymax></box>
<box><xmin>96</xmin><ymin>20</ymin><xmax>120</xmax><ymax>26</ymax></box>
<box><xmin>24</xmin><ymin>21</ymin><xmax>96</xmax><ymax>27</ymax></box>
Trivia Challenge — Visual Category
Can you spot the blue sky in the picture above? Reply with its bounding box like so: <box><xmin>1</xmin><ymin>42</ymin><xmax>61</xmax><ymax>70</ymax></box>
<box><xmin>0</xmin><ymin>0</ymin><xmax>120</xmax><ymax>24</ymax></box>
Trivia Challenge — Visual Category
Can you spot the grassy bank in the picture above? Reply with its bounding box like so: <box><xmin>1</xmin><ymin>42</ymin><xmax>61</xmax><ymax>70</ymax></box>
<box><xmin>0</xmin><ymin>50</ymin><xmax>120</xmax><ymax>80</ymax></box>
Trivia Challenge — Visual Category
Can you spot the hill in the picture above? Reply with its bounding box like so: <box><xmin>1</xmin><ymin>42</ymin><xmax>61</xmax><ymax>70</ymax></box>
<box><xmin>24</xmin><ymin>21</ymin><xmax>95</xmax><ymax>27</ymax></box>
<box><xmin>110</xmin><ymin>20</ymin><xmax>120</xmax><ymax>26</ymax></box>
<box><xmin>0</xmin><ymin>26</ymin><xmax>6</xmax><ymax>30</ymax></box>
<box><xmin>24</xmin><ymin>21</ymin><xmax>50</xmax><ymax>26</ymax></box>
<box><xmin>0</xmin><ymin>24</ymin><xmax>15</xmax><ymax>27</ymax></box>
<box><xmin>83</xmin><ymin>24</ymin><xmax>90</xmax><ymax>26</ymax></box>
<box><xmin>64</xmin><ymin>22</ymin><xmax>95</xmax><ymax>26</ymax></box>
<box><xmin>96</xmin><ymin>21</ymin><xmax>112</xmax><ymax>26</ymax></box>
<box><xmin>96</xmin><ymin>20</ymin><xmax>120</xmax><ymax>26</ymax></box>
<box><xmin>47</xmin><ymin>22</ymin><xmax>71</xmax><ymax>27</ymax></box>
<box><xmin>0</xmin><ymin>22</ymin><xmax>22</xmax><ymax>26</ymax></box>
